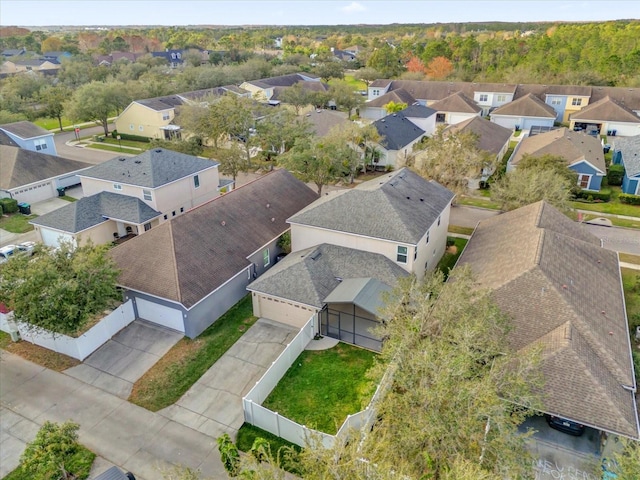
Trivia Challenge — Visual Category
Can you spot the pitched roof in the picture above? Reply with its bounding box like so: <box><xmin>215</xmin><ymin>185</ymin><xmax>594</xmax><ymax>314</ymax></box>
<box><xmin>247</xmin><ymin>243</ymin><xmax>407</xmax><ymax>310</ymax></box>
<box><xmin>365</xmin><ymin>88</ymin><xmax>417</xmax><ymax>108</ymax></box>
<box><xmin>0</xmin><ymin>130</ymin><xmax>19</xmax><ymax>147</ymax></box>
<box><xmin>510</xmin><ymin>127</ymin><xmax>606</xmax><ymax>173</ymax></box>
<box><xmin>0</xmin><ymin>121</ymin><xmax>51</xmax><ymax>139</ymax></box>
<box><xmin>591</xmin><ymin>86</ymin><xmax>640</xmax><ymax>111</ymax></box>
<box><xmin>110</xmin><ymin>169</ymin><xmax>318</xmax><ymax>308</ymax></box>
<box><xmin>300</xmin><ymin>109</ymin><xmax>350</xmax><ymax>138</ymax></box>
<box><xmin>491</xmin><ymin>93</ymin><xmax>557</xmax><ymax>118</ymax></box>
<box><xmin>612</xmin><ymin>135</ymin><xmax>640</xmax><ymax>177</ymax></box>
<box><xmin>289</xmin><ymin>168</ymin><xmax>454</xmax><ymax>244</ymax></box>
<box><xmin>30</xmin><ymin>191</ymin><xmax>161</xmax><ymax>233</ymax></box>
<box><xmin>570</xmin><ymin>96</ymin><xmax>640</xmax><ymax>123</ymax></box>
<box><xmin>78</xmin><ymin>148</ymin><xmax>219</xmax><ymax>189</ymax></box>
<box><xmin>456</xmin><ymin>201</ymin><xmax>639</xmax><ymax>439</ymax></box>
<box><xmin>373</xmin><ymin>112</ymin><xmax>427</xmax><ymax>150</ymax></box>
<box><xmin>244</xmin><ymin>73</ymin><xmax>320</xmax><ymax>89</ymax></box>
<box><xmin>0</xmin><ymin>145</ymin><xmax>91</xmax><ymax>189</ymax></box>
<box><xmin>429</xmin><ymin>92</ymin><xmax>482</xmax><ymax>114</ymax></box>
<box><xmin>400</xmin><ymin>104</ymin><xmax>437</xmax><ymax>119</ymax></box>
<box><xmin>443</xmin><ymin>116</ymin><xmax>512</xmax><ymax>156</ymax></box>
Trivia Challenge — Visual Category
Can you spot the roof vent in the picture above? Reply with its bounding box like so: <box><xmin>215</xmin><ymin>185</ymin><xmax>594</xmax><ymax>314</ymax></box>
<box><xmin>134</xmin><ymin>160</ymin><xmax>141</xmax><ymax>164</ymax></box>
<box><xmin>118</xmin><ymin>157</ymin><xmax>126</xmax><ymax>161</ymax></box>
<box><xmin>420</xmin><ymin>198</ymin><xmax>424</xmax><ymax>202</ymax></box>
<box><xmin>155</xmin><ymin>149</ymin><xmax>162</xmax><ymax>153</ymax></box>
<box><xmin>271</xmin><ymin>217</ymin><xmax>275</xmax><ymax>222</ymax></box>
<box><xmin>335</xmin><ymin>277</ymin><xmax>343</xmax><ymax>282</ymax></box>
<box><xmin>310</xmin><ymin>251</ymin><xmax>322</xmax><ymax>261</ymax></box>
<box><xmin>406</xmin><ymin>196</ymin><xmax>410</xmax><ymax>200</ymax></box>
<box><xmin>221</xmin><ymin>220</ymin><xmax>226</xmax><ymax>226</ymax></box>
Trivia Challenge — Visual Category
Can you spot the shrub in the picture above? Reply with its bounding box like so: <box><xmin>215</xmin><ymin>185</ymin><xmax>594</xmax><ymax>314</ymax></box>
<box><xmin>619</xmin><ymin>193</ymin><xmax>640</xmax><ymax>205</ymax></box>
<box><xmin>0</xmin><ymin>203</ymin><xmax>3</xmax><ymax>216</ymax></box>
<box><xmin>0</xmin><ymin>197</ymin><xmax>18</xmax><ymax>214</ymax></box>
<box><xmin>111</xmin><ymin>130</ymin><xmax>150</xmax><ymax>143</ymax></box>
<box><xmin>607</xmin><ymin>164</ymin><xmax>625</xmax><ymax>186</ymax></box>
<box><xmin>575</xmin><ymin>189</ymin><xmax>611</xmax><ymax>202</ymax></box>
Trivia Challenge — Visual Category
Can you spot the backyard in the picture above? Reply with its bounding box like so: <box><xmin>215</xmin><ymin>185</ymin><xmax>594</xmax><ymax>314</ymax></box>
<box><xmin>262</xmin><ymin>342</ymin><xmax>380</xmax><ymax>434</ymax></box>
<box><xmin>438</xmin><ymin>237</ymin><xmax>468</xmax><ymax>277</ymax></box>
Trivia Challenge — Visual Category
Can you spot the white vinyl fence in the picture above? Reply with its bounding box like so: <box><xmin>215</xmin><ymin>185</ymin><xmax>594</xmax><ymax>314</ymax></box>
<box><xmin>16</xmin><ymin>300</ymin><xmax>135</xmax><ymax>361</ymax></box>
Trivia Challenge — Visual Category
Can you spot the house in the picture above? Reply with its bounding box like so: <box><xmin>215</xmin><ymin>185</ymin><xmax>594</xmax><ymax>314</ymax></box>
<box><xmin>94</xmin><ymin>52</ymin><xmax>144</xmax><ymax>66</ymax></box>
<box><xmin>109</xmin><ymin>169</ymin><xmax>318</xmax><ymax>338</ymax></box>
<box><xmin>456</xmin><ymin>200</ymin><xmax>640</xmax><ymax>443</ymax></box>
<box><xmin>151</xmin><ymin>49</ymin><xmax>187</xmax><ymax>68</ymax></box>
<box><xmin>300</xmin><ymin>109</ymin><xmax>350</xmax><ymax>138</ymax></box>
<box><xmin>330</xmin><ymin>47</ymin><xmax>357</xmax><ymax>62</ymax></box>
<box><xmin>288</xmin><ymin>168</ymin><xmax>454</xmax><ymax>280</ymax></box>
<box><xmin>42</xmin><ymin>51</ymin><xmax>71</xmax><ymax>62</ymax></box>
<box><xmin>30</xmin><ymin>191</ymin><xmax>162</xmax><ymax>247</ymax></box>
<box><xmin>490</xmin><ymin>93</ymin><xmax>557</xmax><ymax>131</ymax></box>
<box><xmin>78</xmin><ymin>148</ymin><xmax>225</xmax><ymax>221</ymax></box>
<box><xmin>0</xmin><ymin>121</ymin><xmax>57</xmax><ymax>155</ymax></box>
<box><xmin>240</xmin><ymin>73</ymin><xmax>322</xmax><ymax>102</ymax></box>
<box><xmin>0</xmin><ymin>58</ymin><xmax>61</xmax><ymax>74</ymax></box>
<box><xmin>247</xmin><ymin>243</ymin><xmax>408</xmax><ymax>350</ymax></box>
<box><xmin>359</xmin><ymin>88</ymin><xmax>418</xmax><ymax>120</ymax></box>
<box><xmin>542</xmin><ymin>85</ymin><xmax>592</xmax><ymax>123</ymax></box>
<box><xmin>612</xmin><ymin>135</ymin><xmax>640</xmax><ymax>195</ymax></box>
<box><xmin>1</xmin><ymin>48</ymin><xmax>26</xmax><ymax>57</ymax></box>
<box><xmin>429</xmin><ymin>91</ymin><xmax>482</xmax><ymax>125</ymax></box>
<box><xmin>569</xmin><ymin>96</ymin><xmax>640</xmax><ymax>137</ymax></box>
<box><xmin>508</xmin><ymin>127</ymin><xmax>606</xmax><ymax>191</ymax></box>
<box><xmin>0</xmin><ymin>145</ymin><xmax>91</xmax><ymax>203</ymax></box>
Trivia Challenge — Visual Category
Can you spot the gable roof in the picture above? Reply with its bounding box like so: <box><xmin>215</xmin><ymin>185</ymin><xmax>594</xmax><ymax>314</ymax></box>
<box><xmin>0</xmin><ymin>130</ymin><xmax>19</xmax><ymax>147</ymax></box>
<box><xmin>110</xmin><ymin>170</ymin><xmax>318</xmax><ymax>308</ymax></box>
<box><xmin>373</xmin><ymin>112</ymin><xmax>427</xmax><ymax>150</ymax></box>
<box><xmin>400</xmin><ymin>104</ymin><xmax>437</xmax><ymax>119</ymax></box>
<box><xmin>78</xmin><ymin>148</ymin><xmax>218</xmax><ymax>189</ymax></box>
<box><xmin>300</xmin><ymin>109</ymin><xmax>350</xmax><ymax>138</ymax></box>
<box><xmin>244</xmin><ymin>73</ymin><xmax>320</xmax><ymax>89</ymax></box>
<box><xmin>248</xmin><ymin>243</ymin><xmax>407</xmax><ymax>310</ymax></box>
<box><xmin>456</xmin><ymin>201</ymin><xmax>639</xmax><ymax>439</ymax></box>
<box><xmin>0</xmin><ymin>145</ymin><xmax>91</xmax><ymax>189</ymax></box>
<box><xmin>612</xmin><ymin>135</ymin><xmax>640</xmax><ymax>177</ymax></box>
<box><xmin>570</xmin><ymin>96</ymin><xmax>640</xmax><ymax>123</ymax></box>
<box><xmin>511</xmin><ymin>127</ymin><xmax>606</xmax><ymax>173</ymax></box>
<box><xmin>0</xmin><ymin>121</ymin><xmax>51</xmax><ymax>139</ymax></box>
<box><xmin>491</xmin><ymin>93</ymin><xmax>557</xmax><ymax>118</ymax></box>
<box><xmin>365</xmin><ymin>88</ymin><xmax>417</xmax><ymax>108</ymax></box>
<box><xmin>429</xmin><ymin>91</ymin><xmax>482</xmax><ymax>114</ymax></box>
<box><xmin>443</xmin><ymin>116</ymin><xmax>512</xmax><ymax>156</ymax></box>
<box><xmin>289</xmin><ymin>168</ymin><xmax>454</xmax><ymax>244</ymax></box>
<box><xmin>30</xmin><ymin>191</ymin><xmax>161</xmax><ymax>233</ymax></box>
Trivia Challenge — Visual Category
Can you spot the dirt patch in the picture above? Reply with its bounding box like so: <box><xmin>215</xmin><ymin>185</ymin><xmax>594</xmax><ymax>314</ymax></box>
<box><xmin>446</xmin><ymin>246</ymin><xmax>458</xmax><ymax>254</ymax></box>
<box><xmin>2</xmin><ymin>340</ymin><xmax>80</xmax><ymax>371</ymax></box>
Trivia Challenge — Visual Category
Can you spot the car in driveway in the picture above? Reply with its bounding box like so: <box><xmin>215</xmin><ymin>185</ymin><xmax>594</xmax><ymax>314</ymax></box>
<box><xmin>0</xmin><ymin>242</ymin><xmax>37</xmax><ymax>264</ymax></box>
<box><xmin>545</xmin><ymin>414</ymin><xmax>585</xmax><ymax>436</ymax></box>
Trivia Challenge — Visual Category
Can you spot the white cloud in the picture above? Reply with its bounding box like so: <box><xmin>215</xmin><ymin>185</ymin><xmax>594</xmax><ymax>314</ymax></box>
<box><xmin>341</xmin><ymin>1</ymin><xmax>367</xmax><ymax>13</ymax></box>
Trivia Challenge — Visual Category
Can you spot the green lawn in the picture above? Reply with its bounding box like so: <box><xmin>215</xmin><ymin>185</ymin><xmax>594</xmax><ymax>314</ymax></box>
<box><xmin>0</xmin><ymin>214</ymin><xmax>37</xmax><ymax>233</ymax></box>
<box><xmin>262</xmin><ymin>342</ymin><xmax>379</xmax><ymax>434</ymax></box>
<box><xmin>33</xmin><ymin>116</ymin><xmax>74</xmax><ymax>131</ymax></box>
<box><xmin>61</xmin><ymin>195</ymin><xmax>78</xmax><ymax>202</ymax></box>
<box><xmin>100</xmin><ymin>137</ymin><xmax>151</xmax><ymax>149</ymax></box>
<box><xmin>457</xmin><ymin>196</ymin><xmax>502</xmax><ymax>210</ymax></box>
<box><xmin>129</xmin><ymin>295</ymin><xmax>257</xmax><ymax>411</ymax></box>
<box><xmin>86</xmin><ymin>143</ymin><xmax>142</xmax><ymax>154</ymax></box>
<box><xmin>3</xmin><ymin>445</ymin><xmax>95</xmax><ymax>480</ymax></box>
<box><xmin>619</xmin><ymin>253</ymin><xmax>640</xmax><ymax>265</ymax></box>
<box><xmin>571</xmin><ymin>187</ymin><xmax>640</xmax><ymax>217</ymax></box>
<box><xmin>448</xmin><ymin>225</ymin><xmax>474</xmax><ymax>236</ymax></box>
<box><xmin>330</xmin><ymin>74</ymin><xmax>367</xmax><ymax>91</ymax></box>
<box><xmin>438</xmin><ymin>237</ymin><xmax>468</xmax><ymax>277</ymax></box>
<box><xmin>621</xmin><ymin>268</ymin><xmax>640</xmax><ymax>322</ymax></box>
<box><xmin>582</xmin><ymin>214</ymin><xmax>640</xmax><ymax>229</ymax></box>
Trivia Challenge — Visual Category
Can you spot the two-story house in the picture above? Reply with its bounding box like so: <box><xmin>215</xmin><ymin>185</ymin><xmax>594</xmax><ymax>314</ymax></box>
<box><xmin>240</xmin><ymin>73</ymin><xmax>322</xmax><ymax>102</ymax></box>
<box><xmin>612</xmin><ymin>135</ymin><xmax>640</xmax><ymax>195</ymax></box>
<box><xmin>0</xmin><ymin>121</ymin><xmax>57</xmax><ymax>155</ymax></box>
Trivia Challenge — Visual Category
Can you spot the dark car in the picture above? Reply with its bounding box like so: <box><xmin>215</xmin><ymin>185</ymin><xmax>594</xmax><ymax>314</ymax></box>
<box><xmin>545</xmin><ymin>414</ymin><xmax>585</xmax><ymax>436</ymax></box>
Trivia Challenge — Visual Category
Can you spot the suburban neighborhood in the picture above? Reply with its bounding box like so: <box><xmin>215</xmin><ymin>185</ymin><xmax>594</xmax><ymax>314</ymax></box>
<box><xmin>1</xmin><ymin>6</ymin><xmax>640</xmax><ymax>480</ymax></box>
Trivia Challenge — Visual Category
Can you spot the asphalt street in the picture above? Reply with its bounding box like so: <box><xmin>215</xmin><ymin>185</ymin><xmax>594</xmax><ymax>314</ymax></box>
<box><xmin>53</xmin><ymin>124</ymin><xmax>132</xmax><ymax>164</ymax></box>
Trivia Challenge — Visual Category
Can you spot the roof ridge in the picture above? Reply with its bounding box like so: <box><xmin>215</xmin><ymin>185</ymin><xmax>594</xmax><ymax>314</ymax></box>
<box><xmin>166</xmin><ymin>221</ymin><xmax>182</xmax><ymax>303</ymax></box>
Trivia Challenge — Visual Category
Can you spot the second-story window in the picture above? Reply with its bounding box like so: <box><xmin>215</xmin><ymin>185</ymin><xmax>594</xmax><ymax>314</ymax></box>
<box><xmin>143</xmin><ymin>189</ymin><xmax>152</xmax><ymax>201</ymax></box>
<box><xmin>194</xmin><ymin>175</ymin><xmax>200</xmax><ymax>188</ymax></box>
<box><xmin>479</xmin><ymin>94</ymin><xmax>488</xmax><ymax>102</ymax></box>
<box><xmin>397</xmin><ymin>246</ymin><xmax>408</xmax><ymax>264</ymax></box>
<box><xmin>113</xmin><ymin>183</ymin><xmax>122</xmax><ymax>191</ymax></box>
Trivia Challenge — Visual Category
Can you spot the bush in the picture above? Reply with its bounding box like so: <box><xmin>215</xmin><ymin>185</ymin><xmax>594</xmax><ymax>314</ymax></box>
<box><xmin>0</xmin><ymin>203</ymin><xmax>3</xmax><ymax>216</ymax></box>
<box><xmin>607</xmin><ymin>164</ymin><xmax>625</xmax><ymax>186</ymax></box>
<box><xmin>575</xmin><ymin>189</ymin><xmax>611</xmax><ymax>202</ymax></box>
<box><xmin>0</xmin><ymin>197</ymin><xmax>18</xmax><ymax>214</ymax></box>
<box><xmin>111</xmin><ymin>130</ymin><xmax>150</xmax><ymax>143</ymax></box>
<box><xmin>619</xmin><ymin>193</ymin><xmax>640</xmax><ymax>205</ymax></box>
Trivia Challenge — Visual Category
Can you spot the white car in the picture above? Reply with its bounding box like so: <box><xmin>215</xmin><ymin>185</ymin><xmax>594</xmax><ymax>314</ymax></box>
<box><xmin>0</xmin><ymin>242</ymin><xmax>36</xmax><ymax>264</ymax></box>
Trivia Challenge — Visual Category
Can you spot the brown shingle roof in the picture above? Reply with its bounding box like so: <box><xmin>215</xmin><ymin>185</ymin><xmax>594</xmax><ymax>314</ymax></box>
<box><xmin>491</xmin><ymin>93</ymin><xmax>557</xmax><ymax>118</ymax></box>
<box><xmin>456</xmin><ymin>201</ymin><xmax>639</xmax><ymax>438</ymax></box>
<box><xmin>429</xmin><ymin>91</ymin><xmax>481</xmax><ymax>114</ymax></box>
<box><xmin>570</xmin><ymin>96</ymin><xmax>640</xmax><ymax>123</ymax></box>
<box><xmin>365</xmin><ymin>88</ymin><xmax>417</xmax><ymax>108</ymax></box>
<box><xmin>443</xmin><ymin>116</ymin><xmax>512</xmax><ymax>156</ymax></box>
<box><xmin>110</xmin><ymin>169</ymin><xmax>318</xmax><ymax>308</ymax></box>
<box><xmin>0</xmin><ymin>120</ymin><xmax>50</xmax><ymax>139</ymax></box>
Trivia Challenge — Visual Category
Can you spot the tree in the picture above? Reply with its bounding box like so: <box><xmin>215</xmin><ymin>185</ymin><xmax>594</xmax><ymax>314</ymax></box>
<box><xmin>354</xmin><ymin>66</ymin><xmax>382</xmax><ymax>86</ymax></box>
<box><xmin>65</xmin><ymin>81</ymin><xmax>128</xmax><ymax>135</ymax></box>
<box><xmin>517</xmin><ymin>154</ymin><xmax>580</xmax><ymax>196</ymax></box>
<box><xmin>217</xmin><ymin>434</ymin><xmax>240</xmax><ymax>477</ymax></box>
<box><xmin>366</xmin><ymin>44</ymin><xmax>403</xmax><ymax>78</ymax></box>
<box><xmin>39</xmin><ymin>84</ymin><xmax>71</xmax><ymax>131</ymax></box>
<box><xmin>328</xmin><ymin>80</ymin><xmax>363</xmax><ymax>118</ymax></box>
<box><xmin>328</xmin><ymin>121</ymin><xmax>380</xmax><ymax>182</ymax></box>
<box><xmin>426</xmin><ymin>56</ymin><xmax>454</xmax><ymax>79</ymax></box>
<box><xmin>0</xmin><ymin>241</ymin><xmax>120</xmax><ymax>336</ymax></box>
<box><xmin>279</xmin><ymin>82</ymin><xmax>312</xmax><ymax>115</ymax></box>
<box><xmin>414</xmin><ymin>127</ymin><xmax>496</xmax><ymax>198</ymax></box>
<box><xmin>256</xmin><ymin>109</ymin><xmax>313</xmax><ymax>160</ymax></box>
<box><xmin>383</xmin><ymin>101</ymin><xmax>407</xmax><ymax>114</ymax></box>
<box><xmin>405</xmin><ymin>55</ymin><xmax>426</xmax><ymax>74</ymax></box>
<box><xmin>212</xmin><ymin>143</ymin><xmax>247</xmax><ymax>183</ymax></box>
<box><xmin>610</xmin><ymin>438</ymin><xmax>640</xmax><ymax>479</ymax></box>
<box><xmin>314</xmin><ymin>61</ymin><xmax>345</xmax><ymax>82</ymax></box>
<box><xmin>40</xmin><ymin>36</ymin><xmax>63</xmax><ymax>53</ymax></box>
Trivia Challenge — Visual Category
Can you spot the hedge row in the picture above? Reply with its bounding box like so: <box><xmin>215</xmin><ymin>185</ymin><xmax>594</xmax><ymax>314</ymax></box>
<box><xmin>575</xmin><ymin>189</ymin><xmax>612</xmax><ymax>202</ymax></box>
<box><xmin>0</xmin><ymin>198</ymin><xmax>18</xmax><ymax>214</ymax></box>
<box><xmin>607</xmin><ymin>165</ymin><xmax>625</xmax><ymax>186</ymax></box>
<box><xmin>619</xmin><ymin>193</ymin><xmax>640</xmax><ymax>205</ymax></box>
<box><xmin>111</xmin><ymin>130</ymin><xmax>151</xmax><ymax>143</ymax></box>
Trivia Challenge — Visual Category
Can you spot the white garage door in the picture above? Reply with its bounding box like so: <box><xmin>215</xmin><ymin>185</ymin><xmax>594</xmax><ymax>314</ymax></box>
<box><xmin>136</xmin><ymin>297</ymin><xmax>185</xmax><ymax>333</ymax></box>
<box><xmin>39</xmin><ymin>228</ymin><xmax>74</xmax><ymax>248</ymax></box>
<box><xmin>257</xmin><ymin>295</ymin><xmax>315</xmax><ymax>329</ymax></box>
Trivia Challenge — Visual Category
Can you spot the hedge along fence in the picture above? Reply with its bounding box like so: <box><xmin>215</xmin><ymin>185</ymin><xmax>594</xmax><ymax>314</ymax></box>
<box><xmin>575</xmin><ymin>189</ymin><xmax>612</xmax><ymax>202</ymax></box>
<box><xmin>607</xmin><ymin>165</ymin><xmax>625</xmax><ymax>186</ymax></box>
<box><xmin>619</xmin><ymin>193</ymin><xmax>640</xmax><ymax>205</ymax></box>
<box><xmin>0</xmin><ymin>197</ymin><xmax>18</xmax><ymax>214</ymax></box>
<box><xmin>111</xmin><ymin>130</ymin><xmax>151</xmax><ymax>143</ymax></box>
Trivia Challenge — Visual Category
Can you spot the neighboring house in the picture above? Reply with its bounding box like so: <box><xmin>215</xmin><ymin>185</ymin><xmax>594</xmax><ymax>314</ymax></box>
<box><xmin>109</xmin><ymin>169</ymin><xmax>318</xmax><ymax>338</ymax></box>
<box><xmin>151</xmin><ymin>49</ymin><xmax>188</xmax><ymax>68</ymax></box>
<box><xmin>490</xmin><ymin>93</ymin><xmax>557</xmax><ymax>131</ymax></box>
<box><xmin>330</xmin><ymin>47</ymin><xmax>357</xmax><ymax>61</ymax></box>
<box><xmin>95</xmin><ymin>51</ymin><xmax>144</xmax><ymax>66</ymax></box>
<box><xmin>456</xmin><ymin>200</ymin><xmax>640</xmax><ymax>443</ymax></box>
<box><xmin>508</xmin><ymin>127</ymin><xmax>606</xmax><ymax>191</ymax></box>
<box><xmin>569</xmin><ymin>96</ymin><xmax>640</xmax><ymax>137</ymax></box>
<box><xmin>0</xmin><ymin>121</ymin><xmax>57</xmax><ymax>155</ymax></box>
<box><xmin>78</xmin><ymin>148</ymin><xmax>225</xmax><ymax>220</ymax></box>
<box><xmin>240</xmin><ymin>73</ymin><xmax>322</xmax><ymax>102</ymax></box>
<box><xmin>288</xmin><ymin>168</ymin><xmax>454</xmax><ymax>280</ymax></box>
<box><xmin>429</xmin><ymin>91</ymin><xmax>482</xmax><ymax>125</ymax></box>
<box><xmin>0</xmin><ymin>145</ymin><xmax>91</xmax><ymax>203</ymax></box>
<box><xmin>31</xmin><ymin>191</ymin><xmax>162</xmax><ymax>247</ymax></box>
<box><xmin>0</xmin><ymin>58</ymin><xmax>61</xmax><ymax>74</ymax></box>
<box><xmin>1</xmin><ymin>48</ymin><xmax>26</xmax><ymax>57</ymax></box>
<box><xmin>360</xmin><ymin>88</ymin><xmax>417</xmax><ymax>120</ymax></box>
<box><xmin>542</xmin><ymin>85</ymin><xmax>592</xmax><ymax>123</ymax></box>
<box><xmin>248</xmin><ymin>243</ymin><xmax>408</xmax><ymax>350</ymax></box>
<box><xmin>42</xmin><ymin>51</ymin><xmax>71</xmax><ymax>62</ymax></box>
<box><xmin>300</xmin><ymin>109</ymin><xmax>350</xmax><ymax>138</ymax></box>
<box><xmin>612</xmin><ymin>135</ymin><xmax>640</xmax><ymax>195</ymax></box>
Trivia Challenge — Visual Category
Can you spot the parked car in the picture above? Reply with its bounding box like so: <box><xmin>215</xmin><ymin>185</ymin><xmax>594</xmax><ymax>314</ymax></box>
<box><xmin>545</xmin><ymin>414</ymin><xmax>585</xmax><ymax>436</ymax></box>
<box><xmin>17</xmin><ymin>241</ymin><xmax>36</xmax><ymax>255</ymax></box>
<box><xmin>0</xmin><ymin>242</ymin><xmax>36</xmax><ymax>264</ymax></box>
<box><xmin>92</xmin><ymin>466</ymin><xmax>136</xmax><ymax>480</ymax></box>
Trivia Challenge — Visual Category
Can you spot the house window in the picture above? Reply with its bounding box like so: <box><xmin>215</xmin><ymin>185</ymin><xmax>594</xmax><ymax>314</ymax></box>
<box><xmin>414</xmin><ymin>247</ymin><xmax>418</xmax><ymax>261</ymax></box>
<box><xmin>143</xmin><ymin>189</ymin><xmax>152</xmax><ymax>201</ymax></box>
<box><xmin>572</xmin><ymin>98</ymin><xmax>583</xmax><ymax>106</ymax></box>
<box><xmin>426</xmin><ymin>230</ymin><xmax>430</xmax><ymax>243</ymax></box>
<box><xmin>113</xmin><ymin>183</ymin><xmax>122</xmax><ymax>191</ymax></box>
<box><xmin>172</xmin><ymin>211</ymin><xmax>176</xmax><ymax>216</ymax></box>
<box><xmin>437</xmin><ymin>215</ymin><xmax>441</xmax><ymax>226</ymax></box>
<box><xmin>139</xmin><ymin>125</ymin><xmax>144</xmax><ymax>131</ymax></box>
<box><xmin>194</xmin><ymin>175</ymin><xmax>200</xmax><ymax>188</ymax></box>
<box><xmin>144</xmin><ymin>222</ymin><xmax>151</xmax><ymax>231</ymax></box>
<box><xmin>162</xmin><ymin>113</ymin><xmax>170</xmax><ymax>121</ymax></box>
<box><xmin>578</xmin><ymin>174</ymin><xmax>591</xmax><ymax>189</ymax></box>
<box><xmin>497</xmin><ymin>95</ymin><xmax>506</xmax><ymax>102</ymax></box>
<box><xmin>436</xmin><ymin>113</ymin><xmax>446</xmax><ymax>123</ymax></box>
<box><xmin>180</xmin><ymin>207</ymin><xmax>184</xmax><ymax>213</ymax></box>
<box><xmin>34</xmin><ymin>138</ymin><xmax>47</xmax><ymax>151</ymax></box>
<box><xmin>396</xmin><ymin>246</ymin><xmax>408</xmax><ymax>264</ymax></box>
<box><xmin>129</xmin><ymin>124</ymin><xmax>134</xmax><ymax>130</ymax></box>
<box><xmin>550</xmin><ymin>97</ymin><xmax>562</xmax><ymax>105</ymax></box>
<box><xmin>373</xmin><ymin>89</ymin><xmax>380</xmax><ymax>96</ymax></box>
<box><xmin>479</xmin><ymin>94</ymin><xmax>488</xmax><ymax>102</ymax></box>
<box><xmin>163</xmin><ymin>214</ymin><xmax>168</xmax><ymax>220</ymax></box>
<box><xmin>263</xmin><ymin>248</ymin><xmax>270</xmax><ymax>267</ymax></box>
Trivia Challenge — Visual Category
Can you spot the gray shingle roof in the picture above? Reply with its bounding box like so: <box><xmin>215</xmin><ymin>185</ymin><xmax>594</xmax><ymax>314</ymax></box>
<box><xmin>612</xmin><ymin>135</ymin><xmax>640</xmax><ymax>177</ymax></box>
<box><xmin>300</xmin><ymin>109</ymin><xmax>350</xmax><ymax>138</ymax></box>
<box><xmin>429</xmin><ymin>92</ymin><xmax>482</xmax><ymax>114</ymax></box>
<box><xmin>248</xmin><ymin>243</ymin><xmax>408</xmax><ymax>309</ymax></box>
<box><xmin>79</xmin><ymin>148</ymin><xmax>219</xmax><ymax>188</ymax></box>
<box><xmin>456</xmin><ymin>201</ymin><xmax>639</xmax><ymax>439</ymax></box>
<box><xmin>0</xmin><ymin>131</ymin><xmax>19</xmax><ymax>147</ymax></box>
<box><xmin>289</xmin><ymin>168</ymin><xmax>454</xmax><ymax>244</ymax></box>
<box><xmin>373</xmin><ymin>113</ymin><xmax>426</xmax><ymax>150</ymax></box>
<box><xmin>110</xmin><ymin>169</ymin><xmax>318</xmax><ymax>308</ymax></box>
<box><xmin>0</xmin><ymin>121</ymin><xmax>51</xmax><ymax>139</ymax></box>
<box><xmin>364</xmin><ymin>88</ymin><xmax>418</xmax><ymax>108</ymax></box>
<box><xmin>491</xmin><ymin>93</ymin><xmax>557</xmax><ymax>118</ymax></box>
<box><xmin>443</xmin><ymin>116</ymin><xmax>512</xmax><ymax>156</ymax></box>
<box><xmin>31</xmin><ymin>191</ymin><xmax>161</xmax><ymax>233</ymax></box>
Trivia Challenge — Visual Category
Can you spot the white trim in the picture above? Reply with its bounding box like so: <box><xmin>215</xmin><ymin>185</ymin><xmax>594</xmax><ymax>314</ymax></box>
<box><xmin>577</xmin><ymin>173</ymin><xmax>592</xmax><ymax>189</ymax></box>
<box><xmin>120</xmin><ymin>286</ymin><xmax>185</xmax><ymax>308</ymax></box>
<box><xmin>568</xmin><ymin>159</ymin><xmax>605</xmax><ymax>175</ymax></box>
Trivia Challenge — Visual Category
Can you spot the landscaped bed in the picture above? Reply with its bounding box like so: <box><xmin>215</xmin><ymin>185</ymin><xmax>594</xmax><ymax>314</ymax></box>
<box><xmin>262</xmin><ymin>342</ymin><xmax>380</xmax><ymax>435</ymax></box>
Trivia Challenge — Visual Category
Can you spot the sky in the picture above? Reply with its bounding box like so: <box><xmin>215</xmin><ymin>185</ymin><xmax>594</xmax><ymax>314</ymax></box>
<box><xmin>1</xmin><ymin>0</ymin><xmax>640</xmax><ymax>27</ymax></box>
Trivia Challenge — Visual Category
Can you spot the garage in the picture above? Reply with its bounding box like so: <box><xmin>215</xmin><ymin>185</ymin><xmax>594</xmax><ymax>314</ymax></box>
<box><xmin>253</xmin><ymin>293</ymin><xmax>316</xmax><ymax>329</ymax></box>
<box><xmin>38</xmin><ymin>227</ymin><xmax>74</xmax><ymax>248</ymax></box>
<box><xmin>135</xmin><ymin>297</ymin><xmax>185</xmax><ymax>333</ymax></box>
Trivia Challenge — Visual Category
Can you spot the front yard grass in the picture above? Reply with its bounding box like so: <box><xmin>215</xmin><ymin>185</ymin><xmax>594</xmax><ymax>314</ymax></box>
<box><xmin>582</xmin><ymin>213</ymin><xmax>640</xmax><ymax>229</ymax></box>
<box><xmin>262</xmin><ymin>342</ymin><xmax>379</xmax><ymax>435</ymax></box>
<box><xmin>457</xmin><ymin>195</ymin><xmax>502</xmax><ymax>210</ymax></box>
<box><xmin>129</xmin><ymin>295</ymin><xmax>257</xmax><ymax>411</ymax></box>
<box><xmin>448</xmin><ymin>225</ymin><xmax>474</xmax><ymax>236</ymax></box>
<box><xmin>572</xmin><ymin>187</ymin><xmax>640</xmax><ymax>217</ymax></box>
<box><xmin>0</xmin><ymin>331</ymin><xmax>80</xmax><ymax>371</ymax></box>
<box><xmin>0</xmin><ymin>214</ymin><xmax>37</xmax><ymax>233</ymax></box>
<box><xmin>621</xmin><ymin>268</ymin><xmax>640</xmax><ymax>321</ymax></box>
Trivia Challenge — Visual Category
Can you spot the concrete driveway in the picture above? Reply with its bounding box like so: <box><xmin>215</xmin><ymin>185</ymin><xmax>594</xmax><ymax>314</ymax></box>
<box><xmin>64</xmin><ymin>320</ymin><xmax>183</xmax><ymax>399</ymax></box>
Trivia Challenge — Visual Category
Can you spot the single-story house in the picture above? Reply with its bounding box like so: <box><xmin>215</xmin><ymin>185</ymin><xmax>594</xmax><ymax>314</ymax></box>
<box><xmin>109</xmin><ymin>169</ymin><xmax>318</xmax><ymax>338</ymax></box>
<box><xmin>490</xmin><ymin>93</ymin><xmax>557</xmax><ymax>131</ymax></box>
<box><xmin>456</xmin><ymin>200</ymin><xmax>640</xmax><ymax>444</ymax></box>
<box><xmin>569</xmin><ymin>96</ymin><xmax>640</xmax><ymax>137</ymax></box>
<box><xmin>240</xmin><ymin>73</ymin><xmax>322</xmax><ymax>102</ymax></box>
<box><xmin>508</xmin><ymin>127</ymin><xmax>606</xmax><ymax>191</ymax></box>
<box><xmin>0</xmin><ymin>120</ymin><xmax>57</xmax><ymax>155</ymax></box>
<box><xmin>0</xmin><ymin>144</ymin><xmax>91</xmax><ymax>203</ymax></box>
<box><xmin>288</xmin><ymin>168</ymin><xmax>454</xmax><ymax>281</ymax></box>
<box><xmin>430</xmin><ymin>91</ymin><xmax>482</xmax><ymax>126</ymax></box>
<box><xmin>612</xmin><ymin>135</ymin><xmax>640</xmax><ymax>195</ymax></box>
<box><xmin>248</xmin><ymin>243</ymin><xmax>408</xmax><ymax>350</ymax></box>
